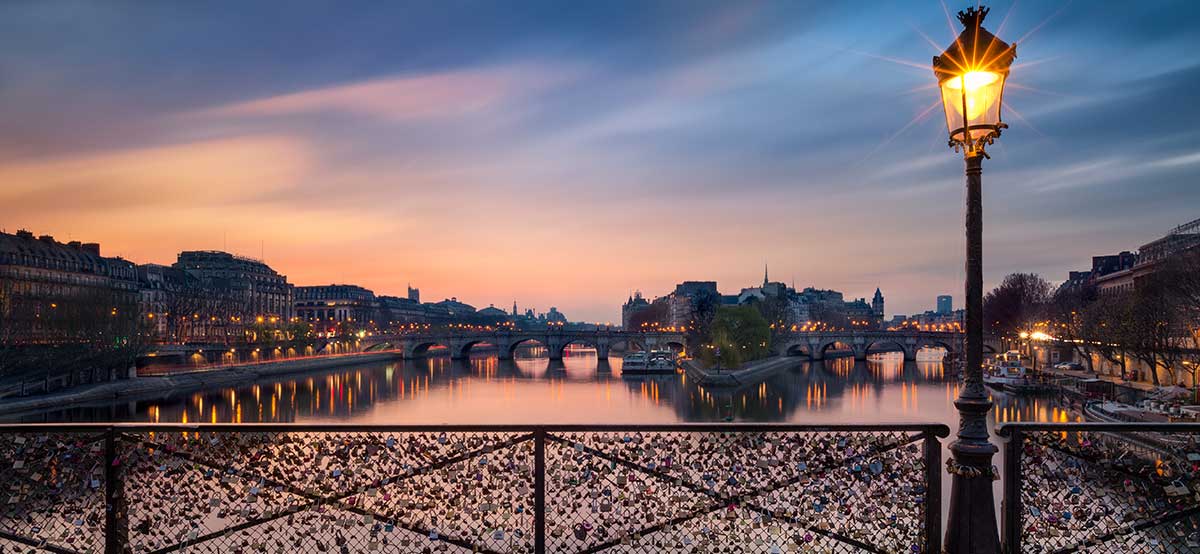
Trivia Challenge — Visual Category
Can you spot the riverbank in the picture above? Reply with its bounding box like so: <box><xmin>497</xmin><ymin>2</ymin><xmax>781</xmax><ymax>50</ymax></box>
<box><xmin>683</xmin><ymin>355</ymin><xmax>799</xmax><ymax>387</ymax></box>
<box><xmin>0</xmin><ymin>351</ymin><xmax>403</xmax><ymax>417</ymax></box>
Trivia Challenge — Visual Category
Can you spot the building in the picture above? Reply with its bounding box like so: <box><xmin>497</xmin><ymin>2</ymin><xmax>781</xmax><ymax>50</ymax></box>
<box><xmin>174</xmin><ymin>251</ymin><xmax>293</xmax><ymax>323</ymax></box>
<box><xmin>294</xmin><ymin>284</ymin><xmax>377</xmax><ymax>325</ymax></box>
<box><xmin>477</xmin><ymin>304</ymin><xmax>509</xmax><ymax>320</ymax></box>
<box><xmin>544</xmin><ymin>307</ymin><xmax>567</xmax><ymax>324</ymax></box>
<box><xmin>431</xmin><ymin>297</ymin><xmax>475</xmax><ymax>318</ymax></box>
<box><xmin>137</xmin><ymin>263</ymin><xmax>210</xmax><ymax>343</ymax></box>
<box><xmin>937</xmin><ymin>295</ymin><xmax>953</xmax><ymax>315</ymax></box>
<box><xmin>377</xmin><ymin>295</ymin><xmax>427</xmax><ymax>326</ymax></box>
<box><xmin>0</xmin><ymin>230</ymin><xmax>140</xmax><ymax>345</ymax></box>
<box><xmin>621</xmin><ymin>291</ymin><xmax>651</xmax><ymax>329</ymax></box>
<box><xmin>872</xmin><ymin>288</ymin><xmax>886</xmax><ymax>318</ymax></box>
<box><xmin>407</xmin><ymin>286</ymin><xmax>420</xmax><ymax>303</ymax></box>
<box><xmin>1075</xmin><ymin>218</ymin><xmax>1200</xmax><ymax>296</ymax></box>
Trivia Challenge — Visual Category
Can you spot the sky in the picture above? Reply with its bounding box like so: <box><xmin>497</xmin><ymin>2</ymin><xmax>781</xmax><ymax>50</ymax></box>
<box><xmin>1</xmin><ymin>1</ymin><xmax>1199</xmax><ymax>323</ymax></box>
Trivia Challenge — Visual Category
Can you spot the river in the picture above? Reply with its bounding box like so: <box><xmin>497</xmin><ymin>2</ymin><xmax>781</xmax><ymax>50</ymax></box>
<box><xmin>3</xmin><ymin>348</ymin><xmax>1077</xmax><ymax>427</ymax></box>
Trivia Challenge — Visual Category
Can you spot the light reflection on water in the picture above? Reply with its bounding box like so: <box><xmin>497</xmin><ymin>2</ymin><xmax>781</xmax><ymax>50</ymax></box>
<box><xmin>9</xmin><ymin>350</ymin><xmax>1078</xmax><ymax>428</ymax></box>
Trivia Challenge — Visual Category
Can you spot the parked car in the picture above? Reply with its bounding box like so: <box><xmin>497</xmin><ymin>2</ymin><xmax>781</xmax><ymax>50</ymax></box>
<box><xmin>1054</xmin><ymin>361</ymin><xmax>1085</xmax><ymax>371</ymax></box>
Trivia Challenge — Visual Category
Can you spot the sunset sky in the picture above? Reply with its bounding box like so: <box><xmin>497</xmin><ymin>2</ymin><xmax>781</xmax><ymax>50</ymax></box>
<box><xmin>2</xmin><ymin>1</ymin><xmax>1198</xmax><ymax>322</ymax></box>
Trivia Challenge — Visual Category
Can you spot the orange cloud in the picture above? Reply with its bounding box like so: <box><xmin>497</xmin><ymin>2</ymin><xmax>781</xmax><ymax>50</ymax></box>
<box><xmin>0</xmin><ymin>135</ymin><xmax>312</xmax><ymax>210</ymax></box>
<box><xmin>194</xmin><ymin>64</ymin><xmax>578</xmax><ymax>122</ymax></box>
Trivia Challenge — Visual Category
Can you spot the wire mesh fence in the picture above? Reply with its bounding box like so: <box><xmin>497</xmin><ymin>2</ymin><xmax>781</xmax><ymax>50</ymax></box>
<box><xmin>0</xmin><ymin>424</ymin><xmax>948</xmax><ymax>554</ymax></box>
<box><xmin>1001</xmin><ymin>422</ymin><xmax>1200</xmax><ymax>554</ymax></box>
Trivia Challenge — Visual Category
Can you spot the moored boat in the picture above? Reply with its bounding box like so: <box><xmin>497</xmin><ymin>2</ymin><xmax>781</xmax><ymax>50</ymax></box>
<box><xmin>622</xmin><ymin>350</ymin><xmax>677</xmax><ymax>375</ymax></box>
<box><xmin>983</xmin><ymin>351</ymin><xmax>1056</xmax><ymax>394</ymax></box>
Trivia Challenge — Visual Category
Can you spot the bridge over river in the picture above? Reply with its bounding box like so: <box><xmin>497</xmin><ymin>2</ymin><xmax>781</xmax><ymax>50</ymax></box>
<box><xmin>361</xmin><ymin>329</ymin><xmax>995</xmax><ymax>362</ymax></box>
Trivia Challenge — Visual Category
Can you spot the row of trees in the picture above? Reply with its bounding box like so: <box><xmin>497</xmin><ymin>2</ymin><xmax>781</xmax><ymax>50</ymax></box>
<box><xmin>984</xmin><ymin>251</ymin><xmax>1200</xmax><ymax>386</ymax></box>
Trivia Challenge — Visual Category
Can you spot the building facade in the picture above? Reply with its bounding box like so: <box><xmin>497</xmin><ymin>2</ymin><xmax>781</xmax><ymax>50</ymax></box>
<box><xmin>174</xmin><ymin>251</ymin><xmax>293</xmax><ymax>323</ymax></box>
<box><xmin>0</xmin><ymin>230</ymin><xmax>140</xmax><ymax>345</ymax></box>
<box><xmin>294</xmin><ymin>284</ymin><xmax>377</xmax><ymax>325</ymax></box>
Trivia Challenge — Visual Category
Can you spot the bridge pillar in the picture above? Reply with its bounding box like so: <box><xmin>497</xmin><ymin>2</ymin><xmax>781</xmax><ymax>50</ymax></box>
<box><xmin>596</xmin><ymin>343</ymin><xmax>610</xmax><ymax>360</ymax></box>
<box><xmin>547</xmin><ymin>337</ymin><xmax>564</xmax><ymax>361</ymax></box>
<box><xmin>497</xmin><ymin>340</ymin><xmax>513</xmax><ymax>360</ymax></box>
<box><xmin>449</xmin><ymin>340</ymin><xmax>467</xmax><ymax>360</ymax></box>
<box><xmin>903</xmin><ymin>346</ymin><xmax>917</xmax><ymax>362</ymax></box>
<box><xmin>853</xmin><ymin>346</ymin><xmax>867</xmax><ymax>361</ymax></box>
<box><xmin>809</xmin><ymin>340</ymin><xmax>824</xmax><ymax>361</ymax></box>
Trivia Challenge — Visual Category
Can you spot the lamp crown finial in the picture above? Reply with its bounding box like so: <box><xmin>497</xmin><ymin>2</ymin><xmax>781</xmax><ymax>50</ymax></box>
<box><xmin>956</xmin><ymin>6</ymin><xmax>989</xmax><ymax>28</ymax></box>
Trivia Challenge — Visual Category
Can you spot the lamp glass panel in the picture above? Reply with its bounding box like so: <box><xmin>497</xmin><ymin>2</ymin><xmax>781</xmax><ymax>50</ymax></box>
<box><xmin>940</xmin><ymin>70</ymin><xmax>1005</xmax><ymax>142</ymax></box>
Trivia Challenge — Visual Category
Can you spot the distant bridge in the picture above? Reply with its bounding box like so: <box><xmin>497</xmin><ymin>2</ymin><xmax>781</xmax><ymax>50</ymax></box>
<box><xmin>775</xmin><ymin>330</ymin><xmax>996</xmax><ymax>361</ymax></box>
<box><xmin>361</xmin><ymin>330</ymin><xmax>687</xmax><ymax>361</ymax></box>
<box><xmin>361</xmin><ymin>329</ymin><xmax>993</xmax><ymax>362</ymax></box>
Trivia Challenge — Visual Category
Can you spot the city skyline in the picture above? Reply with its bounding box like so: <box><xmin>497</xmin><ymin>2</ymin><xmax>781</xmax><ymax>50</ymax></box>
<box><xmin>2</xmin><ymin>2</ymin><xmax>1199</xmax><ymax>322</ymax></box>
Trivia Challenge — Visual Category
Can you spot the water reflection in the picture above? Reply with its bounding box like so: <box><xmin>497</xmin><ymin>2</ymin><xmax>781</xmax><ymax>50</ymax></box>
<box><xmin>8</xmin><ymin>350</ymin><xmax>1078</xmax><ymax>427</ymax></box>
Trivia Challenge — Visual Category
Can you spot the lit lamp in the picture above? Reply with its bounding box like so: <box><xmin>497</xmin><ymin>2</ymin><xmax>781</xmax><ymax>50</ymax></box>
<box><xmin>932</xmin><ymin>6</ymin><xmax>1015</xmax><ymax>554</ymax></box>
<box><xmin>933</xmin><ymin>6</ymin><xmax>1015</xmax><ymax>157</ymax></box>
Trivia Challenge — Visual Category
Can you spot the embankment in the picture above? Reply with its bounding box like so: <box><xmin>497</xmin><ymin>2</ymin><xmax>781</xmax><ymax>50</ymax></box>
<box><xmin>0</xmin><ymin>351</ymin><xmax>403</xmax><ymax>417</ymax></box>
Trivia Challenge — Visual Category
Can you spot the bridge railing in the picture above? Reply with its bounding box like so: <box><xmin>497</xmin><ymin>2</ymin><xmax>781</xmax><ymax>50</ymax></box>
<box><xmin>998</xmin><ymin>422</ymin><xmax>1200</xmax><ymax>554</ymax></box>
<box><xmin>0</xmin><ymin>423</ymin><xmax>948</xmax><ymax>554</ymax></box>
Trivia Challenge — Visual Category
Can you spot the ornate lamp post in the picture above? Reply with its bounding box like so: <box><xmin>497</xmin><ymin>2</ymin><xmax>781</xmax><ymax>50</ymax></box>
<box><xmin>933</xmin><ymin>6</ymin><xmax>1015</xmax><ymax>554</ymax></box>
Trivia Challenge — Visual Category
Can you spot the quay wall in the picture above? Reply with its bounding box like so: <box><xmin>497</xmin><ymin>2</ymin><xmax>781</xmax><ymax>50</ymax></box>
<box><xmin>0</xmin><ymin>351</ymin><xmax>403</xmax><ymax>417</ymax></box>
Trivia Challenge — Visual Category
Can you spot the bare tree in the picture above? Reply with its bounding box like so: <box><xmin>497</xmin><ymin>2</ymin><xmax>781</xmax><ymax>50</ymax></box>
<box><xmin>983</xmin><ymin>273</ymin><xmax>1052</xmax><ymax>337</ymax></box>
<box><xmin>1083</xmin><ymin>293</ymin><xmax>1135</xmax><ymax>379</ymax></box>
<box><xmin>1048</xmin><ymin>283</ymin><xmax>1098</xmax><ymax>371</ymax></box>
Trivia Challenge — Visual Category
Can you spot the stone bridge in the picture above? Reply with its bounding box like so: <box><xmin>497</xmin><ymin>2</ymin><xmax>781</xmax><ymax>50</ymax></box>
<box><xmin>360</xmin><ymin>330</ymin><xmax>687</xmax><ymax>361</ymax></box>
<box><xmin>774</xmin><ymin>330</ymin><xmax>997</xmax><ymax>361</ymax></box>
<box><xmin>361</xmin><ymin>329</ymin><xmax>995</xmax><ymax>363</ymax></box>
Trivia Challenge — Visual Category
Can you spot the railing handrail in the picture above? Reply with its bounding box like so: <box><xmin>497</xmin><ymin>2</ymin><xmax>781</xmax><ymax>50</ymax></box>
<box><xmin>0</xmin><ymin>422</ymin><xmax>952</xmax><ymax>436</ymax></box>
<box><xmin>997</xmin><ymin>421</ymin><xmax>1200</xmax><ymax>436</ymax></box>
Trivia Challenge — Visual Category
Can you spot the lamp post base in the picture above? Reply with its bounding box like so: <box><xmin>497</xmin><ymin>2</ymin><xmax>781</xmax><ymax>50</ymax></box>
<box><xmin>945</xmin><ymin>395</ymin><xmax>1001</xmax><ymax>554</ymax></box>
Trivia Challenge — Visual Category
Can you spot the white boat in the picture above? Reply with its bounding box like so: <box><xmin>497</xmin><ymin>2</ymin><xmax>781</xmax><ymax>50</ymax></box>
<box><xmin>621</xmin><ymin>351</ymin><xmax>649</xmax><ymax>371</ymax></box>
<box><xmin>984</xmin><ymin>352</ymin><xmax>1029</xmax><ymax>387</ymax></box>
<box><xmin>622</xmin><ymin>350</ymin><xmax>676</xmax><ymax>374</ymax></box>
<box><xmin>984</xmin><ymin>352</ymin><xmax>1055</xmax><ymax>394</ymax></box>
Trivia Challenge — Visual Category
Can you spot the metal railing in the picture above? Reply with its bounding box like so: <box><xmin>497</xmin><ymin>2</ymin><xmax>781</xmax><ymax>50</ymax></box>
<box><xmin>0</xmin><ymin>423</ymin><xmax>948</xmax><ymax>553</ymax></box>
<box><xmin>999</xmin><ymin>422</ymin><xmax>1200</xmax><ymax>554</ymax></box>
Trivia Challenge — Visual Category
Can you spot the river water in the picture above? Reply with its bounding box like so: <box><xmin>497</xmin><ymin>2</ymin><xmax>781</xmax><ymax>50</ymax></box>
<box><xmin>6</xmin><ymin>348</ymin><xmax>1076</xmax><ymax>427</ymax></box>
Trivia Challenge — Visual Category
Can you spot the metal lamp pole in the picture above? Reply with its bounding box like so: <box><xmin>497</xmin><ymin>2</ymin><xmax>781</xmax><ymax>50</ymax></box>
<box><xmin>931</xmin><ymin>6</ymin><xmax>1016</xmax><ymax>553</ymax></box>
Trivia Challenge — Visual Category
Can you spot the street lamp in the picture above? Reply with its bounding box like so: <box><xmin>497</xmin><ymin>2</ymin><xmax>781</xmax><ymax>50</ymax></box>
<box><xmin>932</xmin><ymin>6</ymin><xmax>1015</xmax><ymax>554</ymax></box>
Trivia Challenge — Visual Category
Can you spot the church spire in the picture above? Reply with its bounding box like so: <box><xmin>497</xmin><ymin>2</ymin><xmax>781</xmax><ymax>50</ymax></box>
<box><xmin>763</xmin><ymin>262</ymin><xmax>769</xmax><ymax>287</ymax></box>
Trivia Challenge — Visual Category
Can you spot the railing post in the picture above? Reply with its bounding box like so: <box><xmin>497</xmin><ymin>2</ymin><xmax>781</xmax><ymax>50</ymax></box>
<box><xmin>923</xmin><ymin>431</ymin><xmax>942</xmax><ymax>554</ymax></box>
<box><xmin>534</xmin><ymin>428</ymin><xmax>546</xmax><ymax>554</ymax></box>
<box><xmin>1001</xmin><ymin>428</ymin><xmax>1023</xmax><ymax>554</ymax></box>
<box><xmin>103</xmin><ymin>427</ymin><xmax>126</xmax><ymax>554</ymax></box>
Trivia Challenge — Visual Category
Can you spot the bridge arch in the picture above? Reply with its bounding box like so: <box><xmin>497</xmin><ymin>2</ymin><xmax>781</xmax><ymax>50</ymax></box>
<box><xmin>407</xmin><ymin>341</ymin><xmax>449</xmax><ymax>358</ymax></box>
<box><xmin>508</xmin><ymin>336</ymin><xmax>549</xmax><ymax>358</ymax></box>
<box><xmin>455</xmin><ymin>339</ymin><xmax>497</xmax><ymax>359</ymax></box>
<box><xmin>779</xmin><ymin>340</ymin><xmax>812</xmax><ymax>358</ymax></box>
<box><xmin>607</xmin><ymin>338</ymin><xmax>645</xmax><ymax>353</ymax></box>
<box><xmin>915</xmin><ymin>339</ymin><xmax>956</xmax><ymax>360</ymax></box>
<box><xmin>864</xmin><ymin>339</ymin><xmax>906</xmax><ymax>354</ymax></box>
<box><xmin>818</xmin><ymin>339</ymin><xmax>859</xmax><ymax>360</ymax></box>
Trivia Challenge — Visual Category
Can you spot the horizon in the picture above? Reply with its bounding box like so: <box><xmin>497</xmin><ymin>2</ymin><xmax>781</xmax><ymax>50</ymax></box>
<box><xmin>2</xmin><ymin>1</ymin><xmax>1199</xmax><ymax>321</ymax></box>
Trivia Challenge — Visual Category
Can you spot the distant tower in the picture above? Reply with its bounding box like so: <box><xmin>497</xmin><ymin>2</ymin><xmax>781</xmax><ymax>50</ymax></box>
<box><xmin>937</xmin><ymin>295</ymin><xmax>953</xmax><ymax>315</ymax></box>
<box><xmin>407</xmin><ymin>285</ymin><xmax>420</xmax><ymax>303</ymax></box>
<box><xmin>872</xmin><ymin>288</ymin><xmax>885</xmax><ymax>317</ymax></box>
<box><xmin>763</xmin><ymin>263</ymin><xmax>769</xmax><ymax>287</ymax></box>
<box><xmin>512</xmin><ymin>301</ymin><xmax>518</xmax><ymax>317</ymax></box>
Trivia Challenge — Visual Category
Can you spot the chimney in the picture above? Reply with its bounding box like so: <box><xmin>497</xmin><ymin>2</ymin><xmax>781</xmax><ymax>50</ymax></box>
<box><xmin>15</xmin><ymin>229</ymin><xmax>33</xmax><ymax>239</ymax></box>
<box><xmin>82</xmin><ymin>243</ymin><xmax>101</xmax><ymax>256</ymax></box>
<box><xmin>38</xmin><ymin>235</ymin><xmax>55</xmax><ymax>244</ymax></box>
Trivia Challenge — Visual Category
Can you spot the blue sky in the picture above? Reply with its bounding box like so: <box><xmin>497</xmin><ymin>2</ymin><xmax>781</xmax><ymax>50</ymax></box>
<box><xmin>1</xmin><ymin>1</ymin><xmax>1198</xmax><ymax>322</ymax></box>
